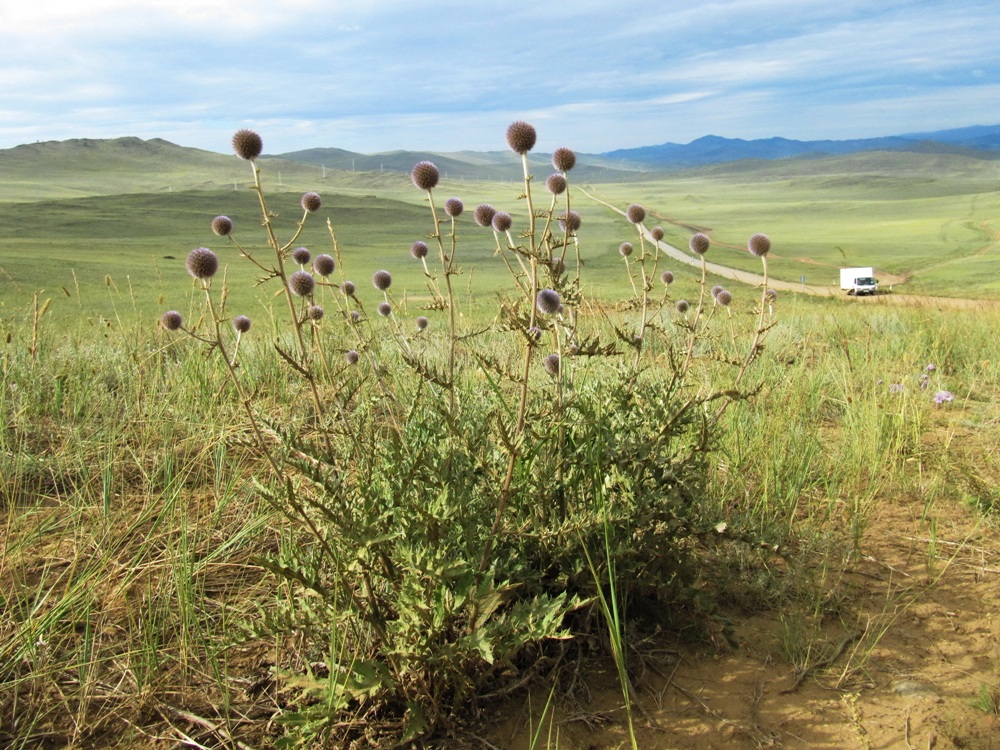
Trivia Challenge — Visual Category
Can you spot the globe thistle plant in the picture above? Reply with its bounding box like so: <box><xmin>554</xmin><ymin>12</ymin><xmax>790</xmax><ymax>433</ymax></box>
<box><xmin>308</xmin><ymin>305</ymin><xmax>325</xmax><ymax>321</ymax></box>
<box><xmin>559</xmin><ymin>211</ymin><xmax>582</xmax><ymax>233</ymax></box>
<box><xmin>211</xmin><ymin>215</ymin><xmax>233</xmax><ymax>236</ymax></box>
<box><xmin>186</xmin><ymin>247</ymin><xmax>219</xmax><ymax>280</ymax></box>
<box><xmin>289</xmin><ymin>270</ymin><xmax>315</xmax><ymax>297</ymax></box>
<box><xmin>619</xmin><ymin>242</ymin><xmax>634</xmax><ymax>257</ymax></box>
<box><xmin>536</xmin><ymin>288</ymin><xmax>561</xmax><ymax>315</ymax></box>
<box><xmin>546</xmin><ymin>174</ymin><xmax>567</xmax><ymax>195</ymax></box>
<box><xmin>506</xmin><ymin>120</ymin><xmax>537</xmax><ymax>154</ymax></box>
<box><xmin>415</xmin><ymin>316</ymin><xmax>429</xmax><ymax>331</ymax></box>
<box><xmin>313</xmin><ymin>254</ymin><xmax>336</xmax><ymax>277</ymax></box>
<box><xmin>373</xmin><ymin>270</ymin><xmax>392</xmax><ymax>291</ymax></box>
<box><xmin>675</xmin><ymin>299</ymin><xmax>690</xmax><ymax>314</ymax></box>
<box><xmin>410</xmin><ymin>241</ymin><xmax>429</xmax><ymax>260</ymax></box>
<box><xmin>690</xmin><ymin>233</ymin><xmax>710</xmax><ymax>255</ymax></box>
<box><xmin>292</xmin><ymin>246</ymin><xmax>311</xmax><ymax>265</ymax></box>
<box><xmin>552</xmin><ymin>147</ymin><xmax>576</xmax><ymax>172</ymax></box>
<box><xmin>716</xmin><ymin>289</ymin><xmax>733</xmax><ymax>306</ymax></box>
<box><xmin>232</xmin><ymin>129</ymin><xmax>263</xmax><ymax>160</ymax></box>
<box><xmin>341</xmin><ymin>280</ymin><xmax>356</xmax><ymax>296</ymax></box>
<box><xmin>543</xmin><ymin>353</ymin><xmax>561</xmax><ymax>376</ymax></box>
<box><xmin>748</xmin><ymin>233</ymin><xmax>771</xmax><ymax>257</ymax></box>
<box><xmin>232</xmin><ymin>314</ymin><xmax>252</xmax><ymax>333</ymax></box>
<box><xmin>474</xmin><ymin>203</ymin><xmax>497</xmax><ymax>228</ymax></box>
<box><xmin>650</xmin><ymin>226</ymin><xmax>664</xmax><ymax>242</ymax></box>
<box><xmin>411</xmin><ymin>161</ymin><xmax>440</xmax><ymax>191</ymax></box>
<box><xmin>161</xmin><ymin>310</ymin><xmax>183</xmax><ymax>331</ymax></box>
<box><xmin>491</xmin><ymin>212</ymin><xmax>513</xmax><ymax>233</ymax></box>
<box><xmin>344</xmin><ymin>349</ymin><xmax>360</xmax><ymax>365</ymax></box>
<box><xmin>711</xmin><ymin>285</ymin><xmax>724</xmax><ymax>299</ymax></box>
<box><xmin>626</xmin><ymin>204</ymin><xmax>646</xmax><ymax>225</ymax></box>
<box><xmin>377</xmin><ymin>301</ymin><xmax>392</xmax><ymax>317</ymax></box>
<box><xmin>301</xmin><ymin>192</ymin><xmax>322</xmax><ymax>213</ymax></box>
<box><xmin>444</xmin><ymin>198</ymin><xmax>464</xmax><ymax>218</ymax></box>
<box><xmin>661</xmin><ymin>270</ymin><xmax>674</xmax><ymax>285</ymax></box>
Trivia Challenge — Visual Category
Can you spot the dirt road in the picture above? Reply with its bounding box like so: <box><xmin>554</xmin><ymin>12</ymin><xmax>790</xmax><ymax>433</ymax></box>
<box><xmin>580</xmin><ymin>188</ymin><xmax>1000</xmax><ymax>309</ymax></box>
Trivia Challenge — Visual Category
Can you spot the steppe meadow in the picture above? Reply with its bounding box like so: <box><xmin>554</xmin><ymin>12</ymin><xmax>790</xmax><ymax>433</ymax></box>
<box><xmin>0</xmin><ymin>122</ymin><xmax>998</xmax><ymax>749</ymax></box>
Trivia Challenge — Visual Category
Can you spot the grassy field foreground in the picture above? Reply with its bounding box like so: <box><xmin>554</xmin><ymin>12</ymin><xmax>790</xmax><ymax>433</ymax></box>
<box><xmin>0</xmin><ymin>135</ymin><xmax>998</xmax><ymax>747</ymax></box>
<box><xmin>1</xmin><ymin>290</ymin><xmax>998</xmax><ymax>747</ymax></box>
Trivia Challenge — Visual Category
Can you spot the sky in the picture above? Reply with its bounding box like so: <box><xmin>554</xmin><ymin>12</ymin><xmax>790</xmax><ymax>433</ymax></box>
<box><xmin>0</xmin><ymin>0</ymin><xmax>997</xmax><ymax>155</ymax></box>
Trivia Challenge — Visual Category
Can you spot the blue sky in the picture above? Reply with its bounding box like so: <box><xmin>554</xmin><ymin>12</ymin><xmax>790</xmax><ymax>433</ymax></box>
<box><xmin>1</xmin><ymin>0</ymin><xmax>997</xmax><ymax>155</ymax></box>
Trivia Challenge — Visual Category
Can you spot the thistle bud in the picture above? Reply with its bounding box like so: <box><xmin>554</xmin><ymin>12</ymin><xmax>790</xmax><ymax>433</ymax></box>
<box><xmin>300</xmin><ymin>192</ymin><xmax>322</xmax><ymax>213</ymax></box>
<box><xmin>506</xmin><ymin>120</ymin><xmax>537</xmax><ymax>154</ymax></box>
<box><xmin>186</xmin><ymin>247</ymin><xmax>219</xmax><ymax>279</ymax></box>
<box><xmin>411</xmin><ymin>161</ymin><xmax>439</xmax><ymax>191</ymax></box>
<box><xmin>232</xmin><ymin>129</ymin><xmax>263</xmax><ymax>160</ymax></box>
<box><xmin>161</xmin><ymin>310</ymin><xmax>183</xmax><ymax>331</ymax></box>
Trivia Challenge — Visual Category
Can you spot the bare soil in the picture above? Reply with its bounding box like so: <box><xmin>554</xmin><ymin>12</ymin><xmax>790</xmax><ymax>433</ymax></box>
<box><xmin>480</xmin><ymin>490</ymin><xmax>1000</xmax><ymax>749</ymax></box>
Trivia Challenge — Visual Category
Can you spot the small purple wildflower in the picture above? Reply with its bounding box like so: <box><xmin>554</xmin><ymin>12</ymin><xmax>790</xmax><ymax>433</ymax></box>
<box><xmin>933</xmin><ymin>390</ymin><xmax>954</xmax><ymax>405</ymax></box>
<box><xmin>889</xmin><ymin>383</ymin><xmax>904</xmax><ymax>394</ymax></box>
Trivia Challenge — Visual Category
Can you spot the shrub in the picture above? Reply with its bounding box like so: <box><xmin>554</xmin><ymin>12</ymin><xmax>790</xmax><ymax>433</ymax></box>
<box><xmin>161</xmin><ymin>124</ymin><xmax>775</xmax><ymax>745</ymax></box>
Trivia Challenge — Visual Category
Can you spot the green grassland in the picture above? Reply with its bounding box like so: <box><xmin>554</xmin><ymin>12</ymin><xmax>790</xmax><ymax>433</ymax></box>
<box><xmin>591</xmin><ymin>151</ymin><xmax>1000</xmax><ymax>297</ymax></box>
<box><xmin>2</xmin><ymin>137</ymin><xmax>1000</xmax><ymax>748</ymax></box>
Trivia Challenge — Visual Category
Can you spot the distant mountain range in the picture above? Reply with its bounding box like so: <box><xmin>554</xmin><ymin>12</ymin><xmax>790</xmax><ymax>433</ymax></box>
<box><xmin>597</xmin><ymin>124</ymin><xmax>1000</xmax><ymax>169</ymax></box>
<box><xmin>269</xmin><ymin>123</ymin><xmax>1000</xmax><ymax>178</ymax></box>
<box><xmin>1</xmin><ymin>125</ymin><xmax>998</xmax><ymax>198</ymax></box>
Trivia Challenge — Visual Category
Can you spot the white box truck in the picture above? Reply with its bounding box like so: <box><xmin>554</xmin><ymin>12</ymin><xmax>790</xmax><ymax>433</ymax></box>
<box><xmin>840</xmin><ymin>268</ymin><xmax>879</xmax><ymax>296</ymax></box>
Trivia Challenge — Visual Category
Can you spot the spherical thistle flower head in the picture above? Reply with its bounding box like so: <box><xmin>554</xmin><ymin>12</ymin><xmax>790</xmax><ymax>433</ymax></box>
<box><xmin>711</xmin><ymin>285</ymin><xmax>724</xmax><ymax>299</ymax></box>
<box><xmin>506</xmin><ymin>120</ymin><xmax>537</xmax><ymax>154</ymax></box>
<box><xmin>300</xmin><ymin>192</ymin><xmax>322</xmax><ymax>213</ymax></box>
<box><xmin>308</xmin><ymin>305</ymin><xmax>324</xmax><ymax>321</ymax></box>
<box><xmin>551</xmin><ymin>257</ymin><xmax>565</xmax><ymax>276</ymax></box>
<box><xmin>341</xmin><ymin>280</ymin><xmax>356</xmax><ymax>296</ymax></box>
<box><xmin>160</xmin><ymin>310</ymin><xmax>183</xmax><ymax>331</ymax></box>
<box><xmin>377</xmin><ymin>301</ymin><xmax>392</xmax><ymax>317</ymax></box>
<box><xmin>350</xmin><ymin>310</ymin><xmax>361</xmax><ymax>322</ymax></box>
<box><xmin>619</xmin><ymin>241</ymin><xmax>634</xmax><ymax>258</ymax></box>
<box><xmin>552</xmin><ymin>147</ymin><xmax>576</xmax><ymax>172</ymax></box>
<box><xmin>410</xmin><ymin>241</ymin><xmax>429</xmax><ymax>260</ymax></box>
<box><xmin>716</xmin><ymin>289</ymin><xmax>733</xmax><ymax>306</ymax></box>
<box><xmin>765</xmin><ymin>289</ymin><xmax>778</xmax><ymax>302</ymax></box>
<box><xmin>491</xmin><ymin>211</ymin><xmax>513</xmax><ymax>233</ymax></box>
<box><xmin>474</xmin><ymin>203</ymin><xmax>497</xmax><ymax>228</ymax></box>
<box><xmin>543</xmin><ymin>353</ymin><xmax>561</xmax><ymax>376</ymax></box>
<box><xmin>626</xmin><ymin>203</ymin><xmax>646</xmax><ymax>225</ymax></box>
<box><xmin>313</xmin><ymin>253</ymin><xmax>335</xmax><ymax>277</ymax></box>
<box><xmin>748</xmin><ymin>233</ymin><xmax>771</xmax><ymax>257</ymax></box>
<box><xmin>292</xmin><ymin>246</ymin><xmax>311</xmax><ymax>265</ymax></box>
<box><xmin>527</xmin><ymin>326</ymin><xmax>542</xmax><ymax>342</ymax></box>
<box><xmin>661</xmin><ymin>270</ymin><xmax>674</xmax><ymax>285</ymax></box>
<box><xmin>289</xmin><ymin>270</ymin><xmax>315</xmax><ymax>297</ymax></box>
<box><xmin>211</xmin><ymin>215</ymin><xmax>233</xmax><ymax>236</ymax></box>
<box><xmin>889</xmin><ymin>383</ymin><xmax>904</xmax><ymax>394</ymax></box>
<box><xmin>546</xmin><ymin>174</ymin><xmax>567</xmax><ymax>195</ymax></box>
<box><xmin>345</xmin><ymin>349</ymin><xmax>360</xmax><ymax>365</ymax></box>
<box><xmin>559</xmin><ymin>211</ymin><xmax>582</xmax><ymax>233</ymax></box>
<box><xmin>186</xmin><ymin>247</ymin><xmax>219</xmax><ymax>280</ymax></box>
<box><xmin>232</xmin><ymin>314</ymin><xmax>252</xmax><ymax>333</ymax></box>
<box><xmin>675</xmin><ymin>299</ymin><xmax>690</xmax><ymax>314</ymax></box>
<box><xmin>232</xmin><ymin>129</ymin><xmax>263</xmax><ymax>160</ymax></box>
<box><xmin>372</xmin><ymin>269</ymin><xmax>392</xmax><ymax>291</ymax></box>
<box><xmin>536</xmin><ymin>288</ymin><xmax>562</xmax><ymax>315</ymax></box>
<box><xmin>444</xmin><ymin>197</ymin><xmax>464</xmax><ymax>218</ymax></box>
<box><xmin>411</xmin><ymin>161</ymin><xmax>439</xmax><ymax>191</ymax></box>
<box><xmin>415</xmin><ymin>315</ymin><xmax>429</xmax><ymax>331</ymax></box>
<box><xmin>650</xmin><ymin>226</ymin><xmax>665</xmax><ymax>242</ymax></box>
<box><xmin>690</xmin><ymin>233</ymin><xmax>711</xmax><ymax>255</ymax></box>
